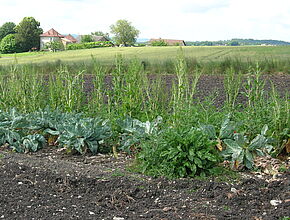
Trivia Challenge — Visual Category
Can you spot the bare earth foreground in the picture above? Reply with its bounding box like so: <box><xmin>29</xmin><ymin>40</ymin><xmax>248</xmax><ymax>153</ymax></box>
<box><xmin>0</xmin><ymin>74</ymin><xmax>289</xmax><ymax>220</ymax></box>
<box><xmin>0</xmin><ymin>148</ymin><xmax>289</xmax><ymax>220</ymax></box>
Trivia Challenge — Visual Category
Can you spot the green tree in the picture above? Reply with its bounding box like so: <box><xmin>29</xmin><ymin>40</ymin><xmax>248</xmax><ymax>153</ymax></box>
<box><xmin>110</xmin><ymin>19</ymin><xmax>140</xmax><ymax>46</ymax></box>
<box><xmin>45</xmin><ymin>40</ymin><xmax>64</xmax><ymax>52</ymax></box>
<box><xmin>91</xmin><ymin>31</ymin><xmax>110</xmax><ymax>39</ymax></box>
<box><xmin>14</xmin><ymin>17</ymin><xmax>43</xmax><ymax>52</ymax></box>
<box><xmin>81</xmin><ymin>35</ymin><xmax>93</xmax><ymax>43</ymax></box>
<box><xmin>0</xmin><ymin>34</ymin><xmax>20</xmax><ymax>53</ymax></box>
<box><xmin>0</xmin><ymin>22</ymin><xmax>16</xmax><ymax>41</ymax></box>
<box><xmin>228</xmin><ymin>41</ymin><xmax>240</xmax><ymax>46</ymax></box>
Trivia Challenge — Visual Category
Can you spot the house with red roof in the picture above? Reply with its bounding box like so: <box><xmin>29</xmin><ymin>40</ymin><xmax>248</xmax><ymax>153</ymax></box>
<box><xmin>40</xmin><ymin>28</ymin><xmax>77</xmax><ymax>50</ymax></box>
<box><xmin>149</xmin><ymin>38</ymin><xmax>186</xmax><ymax>46</ymax></box>
<box><xmin>62</xmin><ymin>34</ymin><xmax>77</xmax><ymax>47</ymax></box>
<box><xmin>75</xmin><ymin>35</ymin><xmax>110</xmax><ymax>43</ymax></box>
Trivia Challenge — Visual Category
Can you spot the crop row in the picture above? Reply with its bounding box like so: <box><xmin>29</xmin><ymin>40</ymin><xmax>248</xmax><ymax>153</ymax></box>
<box><xmin>0</xmin><ymin>107</ymin><xmax>288</xmax><ymax>178</ymax></box>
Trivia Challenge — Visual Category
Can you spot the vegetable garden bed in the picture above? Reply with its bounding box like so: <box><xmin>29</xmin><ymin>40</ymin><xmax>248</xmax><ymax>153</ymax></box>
<box><xmin>0</xmin><ymin>72</ymin><xmax>289</xmax><ymax>219</ymax></box>
<box><xmin>0</xmin><ymin>52</ymin><xmax>289</xmax><ymax>219</ymax></box>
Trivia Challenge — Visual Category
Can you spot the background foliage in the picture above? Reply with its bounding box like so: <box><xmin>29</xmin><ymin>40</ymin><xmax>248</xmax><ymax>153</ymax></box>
<box><xmin>0</xmin><ymin>22</ymin><xmax>16</xmax><ymax>42</ymax></box>
<box><xmin>110</xmin><ymin>19</ymin><xmax>140</xmax><ymax>46</ymax></box>
<box><xmin>0</xmin><ymin>34</ymin><xmax>20</xmax><ymax>53</ymax></box>
<box><xmin>14</xmin><ymin>17</ymin><xmax>43</xmax><ymax>52</ymax></box>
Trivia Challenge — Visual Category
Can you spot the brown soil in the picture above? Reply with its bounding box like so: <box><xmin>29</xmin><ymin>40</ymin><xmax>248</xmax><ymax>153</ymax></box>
<box><xmin>0</xmin><ymin>74</ymin><xmax>289</xmax><ymax>220</ymax></box>
<box><xmin>0</xmin><ymin>147</ymin><xmax>289</xmax><ymax>220</ymax></box>
<box><xmin>83</xmin><ymin>73</ymin><xmax>290</xmax><ymax>107</ymax></box>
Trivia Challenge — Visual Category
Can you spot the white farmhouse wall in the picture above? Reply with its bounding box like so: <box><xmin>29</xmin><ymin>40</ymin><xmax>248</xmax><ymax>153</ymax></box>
<box><xmin>40</xmin><ymin>36</ymin><xmax>61</xmax><ymax>50</ymax></box>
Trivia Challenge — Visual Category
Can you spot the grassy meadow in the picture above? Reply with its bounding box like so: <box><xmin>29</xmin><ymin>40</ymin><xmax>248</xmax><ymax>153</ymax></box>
<box><xmin>0</xmin><ymin>45</ymin><xmax>290</xmax><ymax>74</ymax></box>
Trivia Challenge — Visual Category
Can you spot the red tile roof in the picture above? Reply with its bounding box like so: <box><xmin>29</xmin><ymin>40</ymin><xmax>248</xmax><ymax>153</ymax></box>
<box><xmin>150</xmin><ymin>38</ymin><xmax>186</xmax><ymax>46</ymax></box>
<box><xmin>40</xmin><ymin>28</ymin><xmax>64</xmax><ymax>37</ymax></box>
<box><xmin>64</xmin><ymin>34</ymin><xmax>77</xmax><ymax>43</ymax></box>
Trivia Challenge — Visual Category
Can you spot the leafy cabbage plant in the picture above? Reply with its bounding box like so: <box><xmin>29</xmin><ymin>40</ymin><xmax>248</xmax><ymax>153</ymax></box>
<box><xmin>222</xmin><ymin>125</ymin><xmax>273</xmax><ymax>169</ymax></box>
<box><xmin>0</xmin><ymin>109</ymin><xmax>47</xmax><ymax>152</ymax></box>
<box><xmin>0</xmin><ymin>109</ymin><xmax>112</xmax><ymax>154</ymax></box>
<box><xmin>200</xmin><ymin>115</ymin><xmax>274</xmax><ymax>170</ymax></box>
<box><xmin>199</xmin><ymin>114</ymin><xmax>237</xmax><ymax>151</ymax></box>
<box><xmin>45</xmin><ymin>117</ymin><xmax>112</xmax><ymax>154</ymax></box>
<box><xmin>116</xmin><ymin>116</ymin><xmax>162</xmax><ymax>153</ymax></box>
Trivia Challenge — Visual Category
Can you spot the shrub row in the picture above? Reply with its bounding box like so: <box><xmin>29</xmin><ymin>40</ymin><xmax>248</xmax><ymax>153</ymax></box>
<box><xmin>67</xmin><ymin>41</ymin><xmax>114</xmax><ymax>50</ymax></box>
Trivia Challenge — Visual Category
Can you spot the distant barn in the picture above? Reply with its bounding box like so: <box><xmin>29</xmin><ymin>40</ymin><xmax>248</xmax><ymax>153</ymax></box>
<box><xmin>149</xmin><ymin>38</ymin><xmax>186</xmax><ymax>46</ymax></box>
<box><xmin>76</xmin><ymin>35</ymin><xmax>110</xmax><ymax>43</ymax></box>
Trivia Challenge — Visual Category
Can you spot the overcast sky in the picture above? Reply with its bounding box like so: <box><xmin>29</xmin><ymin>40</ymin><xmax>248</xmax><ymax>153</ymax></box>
<box><xmin>1</xmin><ymin>0</ymin><xmax>290</xmax><ymax>41</ymax></box>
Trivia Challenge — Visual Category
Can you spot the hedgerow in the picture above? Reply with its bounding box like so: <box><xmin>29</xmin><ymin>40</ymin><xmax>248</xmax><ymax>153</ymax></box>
<box><xmin>67</xmin><ymin>41</ymin><xmax>113</xmax><ymax>50</ymax></box>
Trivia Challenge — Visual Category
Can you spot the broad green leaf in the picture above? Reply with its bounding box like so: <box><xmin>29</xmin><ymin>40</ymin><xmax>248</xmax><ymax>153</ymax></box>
<box><xmin>236</xmin><ymin>149</ymin><xmax>245</xmax><ymax>163</ymax></box>
<box><xmin>220</xmin><ymin>116</ymin><xmax>236</xmax><ymax>139</ymax></box>
<box><xmin>0</xmin><ymin>128</ymin><xmax>21</xmax><ymax>146</ymax></box>
<box><xmin>222</xmin><ymin>139</ymin><xmax>243</xmax><ymax>162</ymax></box>
<box><xmin>255</xmin><ymin>149</ymin><xmax>265</xmax><ymax>157</ymax></box>
<box><xmin>234</xmin><ymin>133</ymin><xmax>247</xmax><ymax>147</ymax></box>
<box><xmin>86</xmin><ymin>140</ymin><xmax>99</xmax><ymax>154</ymax></box>
<box><xmin>178</xmin><ymin>167</ymin><xmax>186</xmax><ymax>177</ymax></box>
<box><xmin>245</xmin><ymin>149</ymin><xmax>254</xmax><ymax>164</ymax></box>
<box><xmin>223</xmin><ymin>139</ymin><xmax>242</xmax><ymax>151</ymax></box>
<box><xmin>194</xmin><ymin>157</ymin><xmax>203</xmax><ymax>168</ymax></box>
<box><xmin>190</xmin><ymin>164</ymin><xmax>197</xmax><ymax>175</ymax></box>
<box><xmin>44</xmin><ymin>128</ymin><xmax>60</xmax><ymax>136</ymax></box>
<box><xmin>244</xmin><ymin>157</ymin><xmax>253</xmax><ymax>169</ymax></box>
<box><xmin>244</xmin><ymin>149</ymin><xmax>253</xmax><ymax>169</ymax></box>
<box><xmin>21</xmin><ymin>134</ymin><xmax>46</xmax><ymax>152</ymax></box>
<box><xmin>188</xmin><ymin>148</ymin><xmax>195</xmax><ymax>162</ymax></box>
<box><xmin>261</xmin><ymin>125</ymin><xmax>268</xmax><ymax>136</ymax></box>
<box><xmin>199</xmin><ymin>124</ymin><xmax>216</xmax><ymax>139</ymax></box>
<box><xmin>204</xmin><ymin>152</ymin><xmax>218</xmax><ymax>162</ymax></box>
<box><xmin>249</xmin><ymin>134</ymin><xmax>266</xmax><ymax>150</ymax></box>
<box><xmin>264</xmin><ymin>144</ymin><xmax>273</xmax><ymax>153</ymax></box>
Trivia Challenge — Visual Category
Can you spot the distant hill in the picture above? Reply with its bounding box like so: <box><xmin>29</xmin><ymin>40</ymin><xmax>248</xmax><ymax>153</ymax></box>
<box><xmin>186</xmin><ymin>39</ymin><xmax>290</xmax><ymax>46</ymax></box>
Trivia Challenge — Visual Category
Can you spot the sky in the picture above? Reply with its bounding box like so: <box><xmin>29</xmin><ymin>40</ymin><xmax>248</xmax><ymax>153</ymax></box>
<box><xmin>1</xmin><ymin>0</ymin><xmax>290</xmax><ymax>42</ymax></box>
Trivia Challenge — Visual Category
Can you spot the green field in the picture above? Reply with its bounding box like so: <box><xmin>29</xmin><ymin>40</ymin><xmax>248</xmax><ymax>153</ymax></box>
<box><xmin>1</xmin><ymin>46</ymin><xmax>290</xmax><ymax>65</ymax></box>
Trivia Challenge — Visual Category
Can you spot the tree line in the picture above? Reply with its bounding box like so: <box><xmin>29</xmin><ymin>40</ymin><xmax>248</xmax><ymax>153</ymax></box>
<box><xmin>0</xmin><ymin>17</ymin><xmax>140</xmax><ymax>54</ymax></box>
<box><xmin>74</xmin><ymin>20</ymin><xmax>140</xmax><ymax>47</ymax></box>
<box><xmin>0</xmin><ymin>17</ymin><xmax>42</xmax><ymax>53</ymax></box>
<box><xmin>186</xmin><ymin>38</ymin><xmax>290</xmax><ymax>46</ymax></box>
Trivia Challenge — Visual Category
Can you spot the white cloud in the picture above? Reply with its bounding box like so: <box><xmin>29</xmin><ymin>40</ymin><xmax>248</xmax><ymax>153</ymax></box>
<box><xmin>0</xmin><ymin>0</ymin><xmax>290</xmax><ymax>41</ymax></box>
<box><xmin>181</xmin><ymin>0</ymin><xmax>230</xmax><ymax>13</ymax></box>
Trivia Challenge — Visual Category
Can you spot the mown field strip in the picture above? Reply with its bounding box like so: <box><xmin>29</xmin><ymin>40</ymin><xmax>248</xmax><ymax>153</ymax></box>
<box><xmin>1</xmin><ymin>46</ymin><xmax>290</xmax><ymax>65</ymax></box>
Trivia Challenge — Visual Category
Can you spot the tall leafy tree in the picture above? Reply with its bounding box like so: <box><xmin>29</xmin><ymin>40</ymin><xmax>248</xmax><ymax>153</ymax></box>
<box><xmin>110</xmin><ymin>19</ymin><xmax>139</xmax><ymax>46</ymax></box>
<box><xmin>0</xmin><ymin>22</ymin><xmax>16</xmax><ymax>41</ymax></box>
<box><xmin>14</xmin><ymin>17</ymin><xmax>43</xmax><ymax>52</ymax></box>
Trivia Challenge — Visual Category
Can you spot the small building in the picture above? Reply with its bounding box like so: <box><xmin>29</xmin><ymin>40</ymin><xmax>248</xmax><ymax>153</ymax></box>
<box><xmin>92</xmin><ymin>35</ymin><xmax>110</xmax><ymax>42</ymax></box>
<box><xmin>40</xmin><ymin>28</ymin><xmax>64</xmax><ymax>50</ymax></box>
<box><xmin>61</xmin><ymin>34</ymin><xmax>77</xmax><ymax>47</ymax></box>
<box><xmin>76</xmin><ymin>35</ymin><xmax>110</xmax><ymax>43</ymax></box>
<box><xmin>149</xmin><ymin>38</ymin><xmax>186</xmax><ymax>46</ymax></box>
<box><xmin>40</xmin><ymin>28</ymin><xmax>77</xmax><ymax>50</ymax></box>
